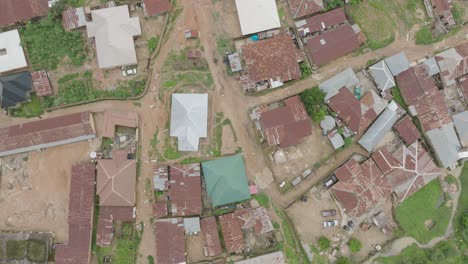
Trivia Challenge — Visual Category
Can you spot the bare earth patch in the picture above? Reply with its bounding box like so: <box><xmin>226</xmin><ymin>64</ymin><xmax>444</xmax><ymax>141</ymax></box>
<box><xmin>221</xmin><ymin>125</ymin><xmax>237</xmax><ymax>155</ymax></box>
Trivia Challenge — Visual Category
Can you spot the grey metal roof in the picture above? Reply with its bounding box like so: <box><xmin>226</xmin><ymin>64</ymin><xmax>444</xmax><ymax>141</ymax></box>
<box><xmin>422</xmin><ymin>57</ymin><xmax>441</xmax><ymax>76</ymax></box>
<box><xmin>329</xmin><ymin>131</ymin><xmax>344</xmax><ymax>150</ymax></box>
<box><xmin>319</xmin><ymin>68</ymin><xmax>359</xmax><ymax>101</ymax></box>
<box><xmin>369</xmin><ymin>60</ymin><xmax>395</xmax><ymax>91</ymax></box>
<box><xmin>384</xmin><ymin>52</ymin><xmax>410</xmax><ymax>76</ymax></box>
<box><xmin>228</xmin><ymin>52</ymin><xmax>242</xmax><ymax>72</ymax></box>
<box><xmin>426</xmin><ymin>123</ymin><xmax>461</xmax><ymax>168</ymax></box>
<box><xmin>358</xmin><ymin>101</ymin><xmax>399</xmax><ymax>152</ymax></box>
<box><xmin>320</xmin><ymin>115</ymin><xmax>335</xmax><ymax>131</ymax></box>
<box><xmin>170</xmin><ymin>93</ymin><xmax>208</xmax><ymax>151</ymax></box>
<box><xmin>453</xmin><ymin>111</ymin><xmax>468</xmax><ymax>147</ymax></box>
<box><xmin>183</xmin><ymin>217</ymin><xmax>201</xmax><ymax>235</ymax></box>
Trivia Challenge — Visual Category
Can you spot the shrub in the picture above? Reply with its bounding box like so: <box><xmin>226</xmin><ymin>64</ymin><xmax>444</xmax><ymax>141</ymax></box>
<box><xmin>348</xmin><ymin>238</ymin><xmax>362</xmax><ymax>252</ymax></box>
<box><xmin>336</xmin><ymin>256</ymin><xmax>351</xmax><ymax>264</ymax></box>
<box><xmin>415</xmin><ymin>26</ymin><xmax>434</xmax><ymax>45</ymax></box>
<box><xmin>300</xmin><ymin>87</ymin><xmax>327</xmax><ymax>122</ymax></box>
<box><xmin>317</xmin><ymin>236</ymin><xmax>331</xmax><ymax>251</ymax></box>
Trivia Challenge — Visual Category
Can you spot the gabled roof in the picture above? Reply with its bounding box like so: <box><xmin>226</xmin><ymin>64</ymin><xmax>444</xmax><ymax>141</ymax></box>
<box><xmin>242</xmin><ymin>32</ymin><xmax>302</xmax><ymax>84</ymax></box>
<box><xmin>0</xmin><ymin>71</ymin><xmax>33</xmax><ymax>109</ymax></box>
<box><xmin>453</xmin><ymin>110</ymin><xmax>468</xmax><ymax>147</ymax></box>
<box><xmin>414</xmin><ymin>84</ymin><xmax>451</xmax><ymax>131</ymax></box>
<box><xmin>32</xmin><ymin>70</ymin><xmax>53</xmax><ymax>97</ymax></box>
<box><xmin>295</xmin><ymin>7</ymin><xmax>346</xmax><ymax>36</ymax></box>
<box><xmin>169</xmin><ymin>164</ymin><xmax>203</xmax><ymax>216</ymax></box>
<box><xmin>201</xmin><ymin>217</ymin><xmax>222</xmax><ymax>257</ymax></box>
<box><xmin>319</xmin><ymin>68</ymin><xmax>359</xmax><ymax>101</ymax></box>
<box><xmin>426</xmin><ymin>123</ymin><xmax>461</xmax><ymax>168</ymax></box>
<box><xmin>170</xmin><ymin>93</ymin><xmax>208</xmax><ymax>151</ymax></box>
<box><xmin>0</xmin><ymin>0</ymin><xmax>49</xmax><ymax>27</ymax></box>
<box><xmin>155</xmin><ymin>218</ymin><xmax>186</xmax><ymax>264</ymax></box>
<box><xmin>436</xmin><ymin>42</ymin><xmax>468</xmax><ymax>87</ymax></box>
<box><xmin>86</xmin><ymin>6</ymin><xmax>141</xmax><ymax>69</ymax></box>
<box><xmin>0</xmin><ymin>111</ymin><xmax>96</xmax><ymax>157</ymax></box>
<box><xmin>331</xmin><ymin>158</ymin><xmax>392</xmax><ymax>218</ymax></box>
<box><xmin>62</xmin><ymin>7</ymin><xmax>87</xmax><ymax>30</ymax></box>
<box><xmin>369</xmin><ymin>60</ymin><xmax>395</xmax><ymax>91</ymax></box>
<box><xmin>396</xmin><ymin>65</ymin><xmax>437</xmax><ymax>105</ymax></box>
<box><xmin>372</xmin><ymin>141</ymin><xmax>441</xmax><ymax>202</ymax></box>
<box><xmin>235</xmin><ymin>0</ymin><xmax>281</xmax><ymax>35</ymax></box>
<box><xmin>202</xmin><ymin>154</ymin><xmax>251</xmax><ymax>207</ymax></box>
<box><xmin>0</xmin><ymin>30</ymin><xmax>28</xmax><ymax>73</ymax></box>
<box><xmin>102</xmin><ymin>111</ymin><xmax>138</xmax><ymax>138</ymax></box>
<box><xmin>219</xmin><ymin>213</ymin><xmax>246</xmax><ymax>253</ymax></box>
<box><xmin>422</xmin><ymin>57</ymin><xmax>441</xmax><ymax>76</ymax></box>
<box><xmin>143</xmin><ymin>0</ymin><xmax>171</xmax><ymax>17</ymax></box>
<box><xmin>97</xmin><ymin>150</ymin><xmax>137</xmax><ymax>206</ymax></box>
<box><xmin>394</xmin><ymin>116</ymin><xmax>421</xmax><ymax>145</ymax></box>
<box><xmin>384</xmin><ymin>52</ymin><xmax>410</xmax><ymax>76</ymax></box>
<box><xmin>287</xmin><ymin>0</ymin><xmax>324</xmax><ymax>19</ymax></box>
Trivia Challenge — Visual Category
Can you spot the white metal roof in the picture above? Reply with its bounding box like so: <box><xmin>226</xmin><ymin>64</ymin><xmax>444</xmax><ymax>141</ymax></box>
<box><xmin>235</xmin><ymin>0</ymin><xmax>281</xmax><ymax>36</ymax></box>
<box><xmin>0</xmin><ymin>30</ymin><xmax>28</xmax><ymax>73</ymax></box>
<box><xmin>170</xmin><ymin>93</ymin><xmax>208</xmax><ymax>152</ymax></box>
<box><xmin>86</xmin><ymin>6</ymin><xmax>141</xmax><ymax>69</ymax></box>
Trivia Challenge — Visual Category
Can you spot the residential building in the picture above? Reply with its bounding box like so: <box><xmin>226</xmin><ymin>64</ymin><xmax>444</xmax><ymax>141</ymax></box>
<box><xmin>0</xmin><ymin>0</ymin><xmax>49</xmax><ymax>27</ymax></box>
<box><xmin>384</xmin><ymin>52</ymin><xmax>410</xmax><ymax>76</ymax></box>
<box><xmin>396</xmin><ymin>64</ymin><xmax>439</xmax><ymax>106</ymax></box>
<box><xmin>31</xmin><ymin>70</ymin><xmax>53</xmax><ymax>97</ymax></box>
<box><xmin>86</xmin><ymin>6</ymin><xmax>141</xmax><ymax>69</ymax></box>
<box><xmin>143</xmin><ymin>0</ymin><xmax>171</xmax><ymax>17</ymax></box>
<box><xmin>422</xmin><ymin>57</ymin><xmax>441</xmax><ymax>76</ymax></box>
<box><xmin>426</xmin><ymin>123</ymin><xmax>461</xmax><ymax>168</ymax></box>
<box><xmin>393</xmin><ymin>116</ymin><xmax>421</xmax><ymax>145</ymax></box>
<box><xmin>0</xmin><ymin>30</ymin><xmax>28</xmax><ymax>73</ymax></box>
<box><xmin>155</xmin><ymin>218</ymin><xmax>186</xmax><ymax>264</ymax></box>
<box><xmin>170</xmin><ymin>93</ymin><xmax>208</xmax><ymax>151</ymax></box>
<box><xmin>62</xmin><ymin>7</ymin><xmax>87</xmax><ymax>31</ymax></box>
<box><xmin>453</xmin><ymin>110</ymin><xmax>468</xmax><ymax>147</ymax></box>
<box><xmin>168</xmin><ymin>164</ymin><xmax>203</xmax><ymax>216</ymax></box>
<box><xmin>235</xmin><ymin>0</ymin><xmax>281</xmax><ymax>36</ymax></box>
<box><xmin>0</xmin><ymin>71</ymin><xmax>33</xmax><ymax>109</ymax></box>
<box><xmin>435</xmin><ymin>42</ymin><xmax>468</xmax><ymax>87</ymax></box>
<box><xmin>287</xmin><ymin>0</ymin><xmax>324</xmax><ymax>19</ymax></box>
<box><xmin>0</xmin><ymin>111</ymin><xmax>96</xmax><ymax>157</ymax></box>
<box><xmin>295</xmin><ymin>7</ymin><xmax>346</xmax><ymax>37</ymax></box>
<box><xmin>219</xmin><ymin>213</ymin><xmax>245</xmax><ymax>253</ymax></box>
<box><xmin>184</xmin><ymin>217</ymin><xmax>201</xmax><ymax>235</ymax></box>
<box><xmin>201</xmin><ymin>217</ymin><xmax>222</xmax><ymax>257</ymax></box>
<box><xmin>319</xmin><ymin>68</ymin><xmax>359</xmax><ymax>101</ymax></box>
<box><xmin>369</xmin><ymin>60</ymin><xmax>396</xmax><ymax>92</ymax></box>
<box><xmin>102</xmin><ymin>111</ymin><xmax>138</xmax><ymax>138</ymax></box>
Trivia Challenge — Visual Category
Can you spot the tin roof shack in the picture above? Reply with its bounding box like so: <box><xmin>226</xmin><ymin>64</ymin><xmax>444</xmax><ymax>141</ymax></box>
<box><xmin>330</xmin><ymin>158</ymin><xmax>393</xmax><ymax>219</ymax></box>
<box><xmin>424</xmin><ymin>0</ymin><xmax>456</xmax><ymax>36</ymax></box>
<box><xmin>0</xmin><ymin>30</ymin><xmax>28</xmax><ymax>74</ymax></box>
<box><xmin>228</xmin><ymin>52</ymin><xmax>243</xmax><ymax>72</ymax></box>
<box><xmin>372</xmin><ymin>141</ymin><xmax>442</xmax><ymax>202</ymax></box>
<box><xmin>436</xmin><ymin>42</ymin><xmax>468</xmax><ymax>88</ymax></box>
<box><xmin>168</xmin><ymin>164</ymin><xmax>203</xmax><ymax>216</ymax></box>
<box><xmin>0</xmin><ymin>111</ymin><xmax>96</xmax><ymax>157</ymax></box>
<box><xmin>287</xmin><ymin>0</ymin><xmax>324</xmax><ymax>19</ymax></box>
<box><xmin>0</xmin><ymin>71</ymin><xmax>33</xmax><ymax>110</ymax></box>
<box><xmin>143</xmin><ymin>0</ymin><xmax>171</xmax><ymax>17</ymax></box>
<box><xmin>154</xmin><ymin>165</ymin><xmax>169</xmax><ymax>191</ymax></box>
<box><xmin>155</xmin><ymin>218</ymin><xmax>186</xmax><ymax>264</ymax></box>
<box><xmin>219</xmin><ymin>213</ymin><xmax>246</xmax><ymax>254</ymax></box>
<box><xmin>235</xmin><ymin>0</ymin><xmax>281</xmax><ymax>36</ymax></box>
<box><xmin>184</xmin><ymin>217</ymin><xmax>201</xmax><ymax>235</ymax></box>
<box><xmin>31</xmin><ymin>70</ymin><xmax>53</xmax><ymax>97</ymax></box>
<box><xmin>86</xmin><ymin>5</ymin><xmax>141</xmax><ymax>69</ymax></box>
<box><xmin>241</xmin><ymin>33</ymin><xmax>304</xmax><ymax>91</ymax></box>
<box><xmin>393</xmin><ymin>116</ymin><xmax>421</xmax><ymax>145</ymax></box>
<box><xmin>201</xmin><ymin>217</ymin><xmax>223</xmax><ymax>257</ymax></box>
<box><xmin>62</xmin><ymin>7</ymin><xmax>87</xmax><ymax>31</ymax></box>
<box><xmin>235</xmin><ymin>251</ymin><xmax>285</xmax><ymax>264</ymax></box>
<box><xmin>295</xmin><ymin>7</ymin><xmax>346</xmax><ymax>37</ymax></box>
<box><xmin>55</xmin><ymin>163</ymin><xmax>95</xmax><ymax>264</ymax></box>
<box><xmin>257</xmin><ymin>96</ymin><xmax>312</xmax><ymax>147</ymax></box>
<box><xmin>0</xmin><ymin>0</ymin><xmax>49</xmax><ymax>27</ymax></box>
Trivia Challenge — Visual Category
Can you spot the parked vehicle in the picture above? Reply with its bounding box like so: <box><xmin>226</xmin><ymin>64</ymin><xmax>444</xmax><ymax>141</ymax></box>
<box><xmin>324</xmin><ymin>174</ymin><xmax>338</xmax><ymax>188</ymax></box>
<box><xmin>122</xmin><ymin>67</ymin><xmax>137</xmax><ymax>76</ymax></box>
<box><xmin>323</xmin><ymin>219</ymin><xmax>338</xmax><ymax>228</ymax></box>
<box><xmin>321</xmin><ymin>209</ymin><xmax>337</xmax><ymax>217</ymax></box>
<box><xmin>348</xmin><ymin>220</ymin><xmax>355</xmax><ymax>228</ymax></box>
<box><xmin>343</xmin><ymin>225</ymin><xmax>351</xmax><ymax>231</ymax></box>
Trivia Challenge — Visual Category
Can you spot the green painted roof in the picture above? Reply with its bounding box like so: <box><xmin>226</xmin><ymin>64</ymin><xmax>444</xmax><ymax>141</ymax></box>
<box><xmin>202</xmin><ymin>154</ymin><xmax>251</xmax><ymax>207</ymax></box>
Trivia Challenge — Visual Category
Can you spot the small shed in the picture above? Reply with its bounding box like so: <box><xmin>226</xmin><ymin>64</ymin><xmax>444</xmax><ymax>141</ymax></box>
<box><xmin>62</xmin><ymin>7</ymin><xmax>87</xmax><ymax>31</ymax></box>
<box><xmin>183</xmin><ymin>217</ymin><xmax>201</xmax><ymax>235</ymax></box>
<box><xmin>320</xmin><ymin>115</ymin><xmax>335</xmax><ymax>131</ymax></box>
<box><xmin>31</xmin><ymin>70</ymin><xmax>53</xmax><ymax>97</ymax></box>
<box><xmin>228</xmin><ymin>52</ymin><xmax>242</xmax><ymax>72</ymax></box>
<box><xmin>328</xmin><ymin>130</ymin><xmax>344</xmax><ymax>149</ymax></box>
<box><xmin>185</xmin><ymin>30</ymin><xmax>199</xmax><ymax>39</ymax></box>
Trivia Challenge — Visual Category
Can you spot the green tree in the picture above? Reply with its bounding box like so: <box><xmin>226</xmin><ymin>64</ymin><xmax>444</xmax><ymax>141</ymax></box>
<box><xmin>300</xmin><ymin>87</ymin><xmax>327</xmax><ymax>122</ymax></box>
<box><xmin>348</xmin><ymin>238</ymin><xmax>362</xmax><ymax>253</ymax></box>
<box><xmin>317</xmin><ymin>236</ymin><xmax>331</xmax><ymax>251</ymax></box>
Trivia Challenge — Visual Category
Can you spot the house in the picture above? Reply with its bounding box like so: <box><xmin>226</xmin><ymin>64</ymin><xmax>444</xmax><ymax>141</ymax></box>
<box><xmin>295</xmin><ymin>7</ymin><xmax>347</xmax><ymax>37</ymax></box>
<box><xmin>384</xmin><ymin>52</ymin><xmax>410</xmax><ymax>76</ymax></box>
<box><xmin>319</xmin><ymin>68</ymin><xmax>360</xmax><ymax>101</ymax></box>
<box><xmin>201</xmin><ymin>217</ymin><xmax>223</xmax><ymax>257</ymax></box>
<box><xmin>86</xmin><ymin>6</ymin><xmax>141</xmax><ymax>69</ymax></box>
<box><xmin>393</xmin><ymin>116</ymin><xmax>421</xmax><ymax>145</ymax></box>
<box><xmin>396</xmin><ymin>64</ymin><xmax>439</xmax><ymax>105</ymax></box>
<box><xmin>369</xmin><ymin>60</ymin><xmax>396</xmax><ymax>92</ymax></box>
<box><xmin>96</xmin><ymin>206</ymin><xmax>134</xmax><ymax>247</ymax></box>
<box><xmin>201</xmin><ymin>154</ymin><xmax>251</xmax><ymax>207</ymax></box>
<box><xmin>235</xmin><ymin>207</ymin><xmax>274</xmax><ymax>235</ymax></box>
<box><xmin>453</xmin><ymin>111</ymin><xmax>468</xmax><ymax>147</ymax></box>
<box><xmin>427</xmin><ymin>123</ymin><xmax>461</xmax><ymax>168</ymax></box>
<box><xmin>331</xmin><ymin>158</ymin><xmax>393</xmax><ymax>218</ymax></box>
<box><xmin>184</xmin><ymin>217</ymin><xmax>201</xmax><ymax>235</ymax></box>
<box><xmin>328</xmin><ymin>130</ymin><xmax>344</xmax><ymax>150</ymax></box>
<box><xmin>155</xmin><ymin>218</ymin><xmax>186</xmax><ymax>264</ymax></box>
<box><xmin>153</xmin><ymin>201</ymin><xmax>168</xmax><ymax>218</ymax></box>
<box><xmin>0</xmin><ymin>111</ymin><xmax>96</xmax><ymax>157</ymax></box>
<box><xmin>219</xmin><ymin>213</ymin><xmax>245</xmax><ymax>253</ymax></box>
<box><xmin>235</xmin><ymin>0</ymin><xmax>281</xmax><ymax>36</ymax></box>
<box><xmin>31</xmin><ymin>70</ymin><xmax>53</xmax><ymax>97</ymax></box>
<box><xmin>0</xmin><ymin>71</ymin><xmax>33</xmax><ymax>110</ymax></box>
<box><xmin>235</xmin><ymin>251</ymin><xmax>285</xmax><ymax>264</ymax></box>
<box><xmin>426</xmin><ymin>0</ymin><xmax>456</xmax><ymax>29</ymax></box>
<box><xmin>358</xmin><ymin>101</ymin><xmax>400</xmax><ymax>152</ymax></box>
<box><xmin>168</xmin><ymin>164</ymin><xmax>203</xmax><ymax>216</ymax></box>
<box><xmin>54</xmin><ymin>163</ymin><xmax>95</xmax><ymax>264</ymax></box>
<box><xmin>305</xmin><ymin>24</ymin><xmax>366</xmax><ymax>66</ymax></box>
<box><xmin>435</xmin><ymin>42</ymin><xmax>468</xmax><ymax>87</ymax></box>
<box><xmin>143</xmin><ymin>0</ymin><xmax>171</xmax><ymax>17</ymax></box>
<box><xmin>154</xmin><ymin>165</ymin><xmax>169</xmax><ymax>191</ymax></box>
<box><xmin>228</xmin><ymin>52</ymin><xmax>243</xmax><ymax>72</ymax></box>
<box><xmin>0</xmin><ymin>0</ymin><xmax>49</xmax><ymax>27</ymax></box>
<box><xmin>287</xmin><ymin>0</ymin><xmax>324</xmax><ymax>19</ymax></box>
<box><xmin>241</xmin><ymin>32</ymin><xmax>304</xmax><ymax>89</ymax></box>
<box><xmin>259</xmin><ymin>96</ymin><xmax>312</xmax><ymax>147</ymax></box>
<box><xmin>102</xmin><ymin>111</ymin><xmax>138</xmax><ymax>138</ymax></box>
<box><xmin>170</xmin><ymin>93</ymin><xmax>208</xmax><ymax>151</ymax></box>
<box><xmin>0</xmin><ymin>30</ymin><xmax>28</xmax><ymax>74</ymax></box>
<box><xmin>422</xmin><ymin>57</ymin><xmax>441</xmax><ymax>76</ymax></box>
<box><xmin>62</xmin><ymin>7</ymin><xmax>87</xmax><ymax>31</ymax></box>
<box><xmin>372</xmin><ymin>141</ymin><xmax>441</xmax><ymax>202</ymax></box>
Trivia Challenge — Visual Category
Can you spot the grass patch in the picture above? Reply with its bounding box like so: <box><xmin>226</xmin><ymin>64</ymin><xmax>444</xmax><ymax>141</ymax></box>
<box><xmin>317</xmin><ymin>236</ymin><xmax>331</xmax><ymax>251</ymax></box>
<box><xmin>452</xmin><ymin>4</ymin><xmax>465</xmax><ymax>26</ymax></box>
<box><xmin>252</xmin><ymin>193</ymin><xmax>270</xmax><ymax>208</ymax></box>
<box><xmin>163</xmin><ymin>135</ymin><xmax>182</xmax><ymax>160</ymax></box>
<box><xmin>6</xmin><ymin>240</ymin><xmax>27</xmax><ymax>260</ymax></box>
<box><xmin>8</xmin><ymin>93</ymin><xmax>44</xmax><ymax>118</ymax></box>
<box><xmin>27</xmin><ymin>240</ymin><xmax>46</xmax><ymax>262</ymax></box>
<box><xmin>147</xmin><ymin>255</ymin><xmax>155</xmax><ymax>264</ymax></box>
<box><xmin>395</xmin><ymin>180</ymin><xmax>451</xmax><ymax>243</ymax></box>
<box><xmin>180</xmin><ymin>157</ymin><xmax>203</xmax><ymax>164</ymax></box>
<box><xmin>148</xmin><ymin>36</ymin><xmax>159</xmax><ymax>53</ymax></box>
<box><xmin>275</xmin><ymin>207</ymin><xmax>309</xmax><ymax>264</ymax></box>
<box><xmin>163</xmin><ymin>72</ymin><xmax>214</xmax><ymax>90</ymax></box>
<box><xmin>455</xmin><ymin>163</ymin><xmax>468</xmax><ymax>244</ymax></box>
<box><xmin>392</xmin><ymin>86</ymin><xmax>407</xmax><ymax>109</ymax></box>
<box><xmin>445</xmin><ymin>174</ymin><xmax>458</xmax><ymax>188</ymax></box>
<box><xmin>97</xmin><ymin>223</ymin><xmax>141</xmax><ymax>264</ymax></box>
<box><xmin>216</xmin><ymin>35</ymin><xmax>234</xmax><ymax>57</ymax></box>
<box><xmin>208</xmin><ymin>112</ymin><xmax>224</xmax><ymax>157</ymax></box>
<box><xmin>415</xmin><ymin>26</ymin><xmax>434</xmax><ymax>45</ymax></box>
<box><xmin>348</xmin><ymin>238</ymin><xmax>362</xmax><ymax>253</ymax></box>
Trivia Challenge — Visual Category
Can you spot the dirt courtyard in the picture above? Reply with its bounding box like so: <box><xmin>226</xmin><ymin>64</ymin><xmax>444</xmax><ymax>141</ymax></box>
<box><xmin>0</xmin><ymin>140</ymin><xmax>99</xmax><ymax>243</ymax></box>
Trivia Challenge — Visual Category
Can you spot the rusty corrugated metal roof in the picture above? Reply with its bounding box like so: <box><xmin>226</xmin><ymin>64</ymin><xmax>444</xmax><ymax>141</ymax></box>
<box><xmin>155</xmin><ymin>218</ymin><xmax>186</xmax><ymax>264</ymax></box>
<box><xmin>31</xmin><ymin>70</ymin><xmax>53</xmax><ymax>97</ymax></box>
<box><xmin>169</xmin><ymin>164</ymin><xmax>202</xmax><ymax>216</ymax></box>
<box><xmin>287</xmin><ymin>0</ymin><xmax>324</xmax><ymax>19</ymax></box>
<box><xmin>0</xmin><ymin>0</ymin><xmax>48</xmax><ymax>27</ymax></box>
<box><xmin>394</xmin><ymin>116</ymin><xmax>421</xmax><ymax>145</ymax></box>
<box><xmin>201</xmin><ymin>217</ymin><xmax>222</xmax><ymax>257</ymax></box>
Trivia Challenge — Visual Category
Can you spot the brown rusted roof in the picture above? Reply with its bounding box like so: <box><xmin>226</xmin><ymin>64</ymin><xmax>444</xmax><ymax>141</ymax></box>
<box><xmin>331</xmin><ymin>159</ymin><xmax>392</xmax><ymax>218</ymax></box>
<box><xmin>394</xmin><ymin>116</ymin><xmax>421</xmax><ymax>145</ymax></box>
<box><xmin>0</xmin><ymin>111</ymin><xmax>96</xmax><ymax>157</ymax></box>
<box><xmin>460</xmin><ymin>75</ymin><xmax>468</xmax><ymax>98</ymax></box>
<box><xmin>305</xmin><ymin>24</ymin><xmax>364</xmax><ymax>66</ymax></box>
<box><xmin>62</xmin><ymin>7</ymin><xmax>87</xmax><ymax>30</ymax></box>
<box><xmin>97</xmin><ymin>150</ymin><xmax>137</xmax><ymax>206</ymax></box>
<box><xmin>287</xmin><ymin>0</ymin><xmax>324</xmax><ymax>19</ymax></box>
<box><xmin>219</xmin><ymin>213</ymin><xmax>245</xmax><ymax>254</ymax></box>
<box><xmin>168</xmin><ymin>164</ymin><xmax>203</xmax><ymax>216</ymax></box>
<box><xmin>235</xmin><ymin>207</ymin><xmax>274</xmax><ymax>235</ymax></box>
<box><xmin>0</xmin><ymin>0</ymin><xmax>49</xmax><ymax>26</ymax></box>
<box><xmin>396</xmin><ymin>65</ymin><xmax>437</xmax><ymax>105</ymax></box>
<box><xmin>55</xmin><ymin>163</ymin><xmax>95</xmax><ymax>264</ymax></box>
<box><xmin>102</xmin><ymin>111</ymin><xmax>138</xmax><ymax>138</ymax></box>
<box><xmin>155</xmin><ymin>218</ymin><xmax>186</xmax><ymax>264</ymax></box>
<box><xmin>431</xmin><ymin>0</ymin><xmax>452</xmax><ymax>16</ymax></box>
<box><xmin>96</xmin><ymin>206</ymin><xmax>134</xmax><ymax>247</ymax></box>
<box><xmin>296</xmin><ymin>7</ymin><xmax>346</xmax><ymax>36</ymax></box>
<box><xmin>153</xmin><ymin>201</ymin><xmax>168</xmax><ymax>218</ymax></box>
<box><xmin>242</xmin><ymin>32</ymin><xmax>302</xmax><ymax>83</ymax></box>
<box><xmin>143</xmin><ymin>0</ymin><xmax>171</xmax><ymax>16</ymax></box>
<box><xmin>201</xmin><ymin>217</ymin><xmax>222</xmax><ymax>257</ymax></box>
<box><xmin>436</xmin><ymin>42</ymin><xmax>468</xmax><ymax>87</ymax></box>
<box><xmin>260</xmin><ymin>96</ymin><xmax>312</xmax><ymax>147</ymax></box>
<box><xmin>372</xmin><ymin>141</ymin><xmax>442</xmax><ymax>202</ymax></box>
<box><xmin>414</xmin><ymin>86</ymin><xmax>451</xmax><ymax>131</ymax></box>
<box><xmin>31</xmin><ymin>70</ymin><xmax>53</xmax><ymax>97</ymax></box>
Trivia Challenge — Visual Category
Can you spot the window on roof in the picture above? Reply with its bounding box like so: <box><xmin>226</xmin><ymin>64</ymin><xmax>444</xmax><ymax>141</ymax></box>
<box><xmin>0</xmin><ymin>48</ymin><xmax>6</xmax><ymax>56</ymax></box>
